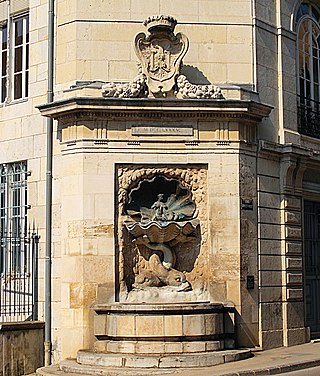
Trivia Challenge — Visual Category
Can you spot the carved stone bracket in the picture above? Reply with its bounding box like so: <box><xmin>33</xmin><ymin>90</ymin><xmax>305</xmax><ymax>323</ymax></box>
<box><xmin>280</xmin><ymin>156</ymin><xmax>297</xmax><ymax>194</ymax></box>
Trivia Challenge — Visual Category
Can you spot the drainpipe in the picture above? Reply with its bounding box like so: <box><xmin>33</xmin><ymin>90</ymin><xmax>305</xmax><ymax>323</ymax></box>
<box><xmin>45</xmin><ymin>0</ymin><xmax>54</xmax><ymax>366</ymax></box>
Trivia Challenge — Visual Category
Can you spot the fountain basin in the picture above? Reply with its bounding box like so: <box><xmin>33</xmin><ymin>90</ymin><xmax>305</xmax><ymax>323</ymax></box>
<box><xmin>93</xmin><ymin>302</ymin><xmax>235</xmax><ymax>355</ymax></box>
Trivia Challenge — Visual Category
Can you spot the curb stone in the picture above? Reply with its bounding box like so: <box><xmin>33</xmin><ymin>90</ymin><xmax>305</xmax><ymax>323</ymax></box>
<box><xmin>35</xmin><ymin>358</ymin><xmax>320</xmax><ymax>376</ymax></box>
<box><xmin>220</xmin><ymin>358</ymin><xmax>320</xmax><ymax>375</ymax></box>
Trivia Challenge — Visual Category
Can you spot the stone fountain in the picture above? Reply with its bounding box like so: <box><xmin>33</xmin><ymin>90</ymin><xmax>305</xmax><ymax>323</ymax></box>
<box><xmin>36</xmin><ymin>14</ymin><xmax>270</xmax><ymax>376</ymax></box>
<box><xmin>81</xmin><ymin>173</ymin><xmax>250</xmax><ymax>371</ymax></box>
<box><xmin>65</xmin><ymin>17</ymin><xmax>251</xmax><ymax>373</ymax></box>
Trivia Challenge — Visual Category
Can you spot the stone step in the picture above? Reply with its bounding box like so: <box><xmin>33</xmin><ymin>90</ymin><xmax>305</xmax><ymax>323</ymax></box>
<box><xmin>94</xmin><ymin>339</ymin><xmax>225</xmax><ymax>354</ymax></box>
<box><xmin>76</xmin><ymin>349</ymin><xmax>251</xmax><ymax>369</ymax></box>
<box><xmin>38</xmin><ymin>361</ymin><xmax>177</xmax><ymax>376</ymax></box>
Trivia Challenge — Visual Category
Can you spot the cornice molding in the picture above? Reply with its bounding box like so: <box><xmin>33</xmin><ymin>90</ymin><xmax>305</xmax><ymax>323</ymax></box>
<box><xmin>38</xmin><ymin>97</ymin><xmax>273</xmax><ymax>124</ymax></box>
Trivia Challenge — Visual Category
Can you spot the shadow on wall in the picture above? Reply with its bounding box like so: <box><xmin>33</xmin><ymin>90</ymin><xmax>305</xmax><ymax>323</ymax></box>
<box><xmin>181</xmin><ymin>65</ymin><xmax>211</xmax><ymax>84</ymax></box>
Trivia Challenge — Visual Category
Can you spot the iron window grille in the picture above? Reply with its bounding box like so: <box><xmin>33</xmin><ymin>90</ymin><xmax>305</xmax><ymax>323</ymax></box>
<box><xmin>0</xmin><ymin>161</ymin><xmax>38</xmax><ymax>322</ymax></box>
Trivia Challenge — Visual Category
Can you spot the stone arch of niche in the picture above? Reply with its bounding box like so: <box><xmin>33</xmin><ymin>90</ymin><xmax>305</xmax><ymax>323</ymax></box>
<box><xmin>116</xmin><ymin>164</ymin><xmax>208</xmax><ymax>301</ymax></box>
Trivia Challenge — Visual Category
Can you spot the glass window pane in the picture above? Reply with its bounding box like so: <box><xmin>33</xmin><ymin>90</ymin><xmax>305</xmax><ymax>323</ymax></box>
<box><xmin>306</xmin><ymin>80</ymin><xmax>311</xmax><ymax>100</ymax></box>
<box><xmin>1</xmin><ymin>78</ymin><xmax>6</xmax><ymax>102</ymax></box>
<box><xmin>301</xmin><ymin>3</ymin><xmax>310</xmax><ymax>15</ymax></box>
<box><xmin>296</xmin><ymin>3</ymin><xmax>310</xmax><ymax>24</ymax></box>
<box><xmin>14</xmin><ymin>73</ymin><xmax>22</xmax><ymax>99</ymax></box>
<box><xmin>25</xmin><ymin>16</ymin><xmax>29</xmax><ymax>43</ymax></box>
<box><xmin>313</xmin><ymin>56</ymin><xmax>319</xmax><ymax>83</ymax></box>
<box><xmin>25</xmin><ymin>46</ymin><xmax>29</xmax><ymax>70</ymax></box>
<box><xmin>11</xmin><ymin>16</ymin><xmax>29</xmax><ymax>99</ymax></box>
<box><xmin>2</xmin><ymin>25</ymin><xmax>7</xmax><ymax>50</ymax></box>
<box><xmin>2</xmin><ymin>51</ymin><xmax>6</xmax><ymax>76</ymax></box>
<box><xmin>300</xmin><ymin>76</ymin><xmax>305</xmax><ymax>100</ymax></box>
<box><xmin>14</xmin><ymin>19</ymin><xmax>23</xmax><ymax>46</ymax></box>
<box><xmin>312</xmin><ymin>6</ymin><xmax>320</xmax><ymax>23</ymax></box>
<box><xmin>14</xmin><ymin>47</ymin><xmax>22</xmax><ymax>73</ymax></box>
<box><xmin>314</xmin><ymin>83</ymin><xmax>319</xmax><ymax>103</ymax></box>
<box><xmin>25</xmin><ymin>71</ymin><xmax>28</xmax><ymax>98</ymax></box>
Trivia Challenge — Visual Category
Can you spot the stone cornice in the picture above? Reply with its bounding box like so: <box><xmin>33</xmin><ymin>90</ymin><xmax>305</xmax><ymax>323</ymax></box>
<box><xmin>37</xmin><ymin>97</ymin><xmax>273</xmax><ymax>124</ymax></box>
<box><xmin>259</xmin><ymin>140</ymin><xmax>313</xmax><ymax>158</ymax></box>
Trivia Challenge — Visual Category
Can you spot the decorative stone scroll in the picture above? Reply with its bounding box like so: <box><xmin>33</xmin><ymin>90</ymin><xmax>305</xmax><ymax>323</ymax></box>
<box><xmin>102</xmin><ymin>15</ymin><xmax>224</xmax><ymax>100</ymax></box>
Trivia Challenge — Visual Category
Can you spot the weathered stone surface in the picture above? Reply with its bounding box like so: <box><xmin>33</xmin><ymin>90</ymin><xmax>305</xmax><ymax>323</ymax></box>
<box><xmin>284</xmin><ymin>197</ymin><xmax>301</xmax><ymax>210</ymax></box>
<box><xmin>285</xmin><ymin>211</ymin><xmax>302</xmax><ymax>225</ymax></box>
<box><xmin>286</xmin><ymin>273</ymin><xmax>303</xmax><ymax>286</ymax></box>
<box><xmin>260</xmin><ymin>303</ymin><xmax>283</xmax><ymax>331</ymax></box>
<box><xmin>286</xmin><ymin>327</ymin><xmax>310</xmax><ymax>347</ymax></box>
<box><xmin>259</xmin><ymin>287</ymin><xmax>282</xmax><ymax>302</ymax></box>
<box><xmin>286</xmin><ymin>257</ymin><xmax>303</xmax><ymax>270</ymax></box>
<box><xmin>261</xmin><ymin>330</ymin><xmax>283</xmax><ymax>350</ymax></box>
<box><xmin>93</xmin><ymin>315</ymin><xmax>107</xmax><ymax>336</ymax></box>
<box><xmin>260</xmin><ymin>271</ymin><xmax>282</xmax><ymax>287</ymax></box>
<box><xmin>285</xmin><ymin>302</ymin><xmax>305</xmax><ymax>328</ymax></box>
<box><xmin>0</xmin><ymin>322</ymin><xmax>44</xmax><ymax>376</ymax></box>
<box><xmin>285</xmin><ymin>226</ymin><xmax>302</xmax><ymax>240</ymax></box>
<box><xmin>75</xmin><ymin>349</ymin><xmax>251</xmax><ymax>369</ymax></box>
<box><xmin>286</xmin><ymin>288</ymin><xmax>303</xmax><ymax>301</ymax></box>
<box><xmin>286</xmin><ymin>242</ymin><xmax>302</xmax><ymax>255</ymax></box>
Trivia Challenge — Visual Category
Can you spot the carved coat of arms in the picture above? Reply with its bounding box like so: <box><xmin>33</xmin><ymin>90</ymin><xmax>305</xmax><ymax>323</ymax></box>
<box><xmin>102</xmin><ymin>15</ymin><xmax>223</xmax><ymax>100</ymax></box>
<box><xmin>134</xmin><ymin>15</ymin><xmax>189</xmax><ymax>97</ymax></box>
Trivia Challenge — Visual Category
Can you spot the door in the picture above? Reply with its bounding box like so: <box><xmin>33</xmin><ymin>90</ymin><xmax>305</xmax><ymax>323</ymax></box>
<box><xmin>304</xmin><ymin>200</ymin><xmax>320</xmax><ymax>335</ymax></box>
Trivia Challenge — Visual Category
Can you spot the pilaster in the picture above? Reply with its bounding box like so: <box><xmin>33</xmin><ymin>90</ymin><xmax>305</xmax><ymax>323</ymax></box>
<box><xmin>280</xmin><ymin>157</ymin><xmax>309</xmax><ymax>346</ymax></box>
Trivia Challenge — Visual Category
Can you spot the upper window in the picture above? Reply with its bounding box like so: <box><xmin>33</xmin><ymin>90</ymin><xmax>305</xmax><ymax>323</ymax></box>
<box><xmin>0</xmin><ymin>14</ymin><xmax>29</xmax><ymax>104</ymax></box>
<box><xmin>296</xmin><ymin>2</ymin><xmax>320</xmax><ymax>137</ymax></box>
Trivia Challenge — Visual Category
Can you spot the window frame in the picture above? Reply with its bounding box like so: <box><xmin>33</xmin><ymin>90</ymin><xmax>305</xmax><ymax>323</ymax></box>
<box><xmin>297</xmin><ymin>16</ymin><xmax>320</xmax><ymax>111</ymax></box>
<box><xmin>0</xmin><ymin>23</ymin><xmax>8</xmax><ymax>103</ymax></box>
<box><xmin>296</xmin><ymin>2</ymin><xmax>320</xmax><ymax>138</ymax></box>
<box><xmin>0</xmin><ymin>13</ymin><xmax>29</xmax><ymax>105</ymax></box>
<box><xmin>12</xmin><ymin>14</ymin><xmax>29</xmax><ymax>101</ymax></box>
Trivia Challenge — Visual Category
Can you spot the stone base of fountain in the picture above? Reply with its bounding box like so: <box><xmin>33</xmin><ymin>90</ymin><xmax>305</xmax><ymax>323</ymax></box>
<box><xmin>37</xmin><ymin>302</ymin><xmax>251</xmax><ymax>375</ymax></box>
<box><xmin>93</xmin><ymin>302</ymin><xmax>230</xmax><ymax>352</ymax></box>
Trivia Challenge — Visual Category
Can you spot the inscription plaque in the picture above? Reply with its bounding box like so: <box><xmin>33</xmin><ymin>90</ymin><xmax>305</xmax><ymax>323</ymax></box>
<box><xmin>131</xmin><ymin>125</ymin><xmax>193</xmax><ymax>136</ymax></box>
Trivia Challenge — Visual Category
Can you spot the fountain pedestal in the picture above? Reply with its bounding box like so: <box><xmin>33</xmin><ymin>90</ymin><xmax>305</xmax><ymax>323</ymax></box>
<box><xmin>63</xmin><ymin>302</ymin><xmax>250</xmax><ymax>372</ymax></box>
<box><xmin>94</xmin><ymin>302</ymin><xmax>227</xmax><ymax>354</ymax></box>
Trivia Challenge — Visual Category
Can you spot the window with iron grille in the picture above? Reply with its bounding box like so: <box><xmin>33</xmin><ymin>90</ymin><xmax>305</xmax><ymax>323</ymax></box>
<box><xmin>0</xmin><ymin>161</ymin><xmax>28</xmax><ymax>274</ymax></box>
<box><xmin>0</xmin><ymin>14</ymin><xmax>29</xmax><ymax>104</ymax></box>
<box><xmin>296</xmin><ymin>2</ymin><xmax>320</xmax><ymax>138</ymax></box>
<box><xmin>0</xmin><ymin>161</ymin><xmax>39</xmax><ymax>322</ymax></box>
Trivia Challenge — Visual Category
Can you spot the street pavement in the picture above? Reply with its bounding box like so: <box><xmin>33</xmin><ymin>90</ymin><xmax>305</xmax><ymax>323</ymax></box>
<box><xmin>174</xmin><ymin>341</ymin><xmax>320</xmax><ymax>376</ymax></box>
<box><xmin>286</xmin><ymin>365</ymin><xmax>320</xmax><ymax>375</ymax></box>
<box><xmin>29</xmin><ymin>341</ymin><xmax>320</xmax><ymax>376</ymax></box>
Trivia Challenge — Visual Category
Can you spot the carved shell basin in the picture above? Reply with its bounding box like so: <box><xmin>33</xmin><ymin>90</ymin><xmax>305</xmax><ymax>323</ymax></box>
<box><xmin>125</xmin><ymin>219</ymin><xmax>199</xmax><ymax>243</ymax></box>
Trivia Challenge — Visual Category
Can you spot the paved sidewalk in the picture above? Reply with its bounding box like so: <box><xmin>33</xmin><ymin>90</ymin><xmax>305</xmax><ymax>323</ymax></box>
<box><xmin>33</xmin><ymin>341</ymin><xmax>320</xmax><ymax>376</ymax></box>
<box><xmin>175</xmin><ymin>341</ymin><xmax>320</xmax><ymax>376</ymax></box>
